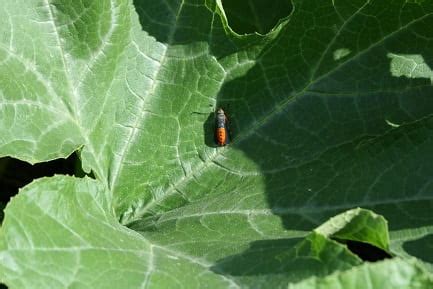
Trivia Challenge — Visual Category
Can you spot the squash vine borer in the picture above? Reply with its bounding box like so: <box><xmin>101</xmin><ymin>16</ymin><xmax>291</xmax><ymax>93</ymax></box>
<box><xmin>215</xmin><ymin>108</ymin><xmax>230</xmax><ymax>146</ymax></box>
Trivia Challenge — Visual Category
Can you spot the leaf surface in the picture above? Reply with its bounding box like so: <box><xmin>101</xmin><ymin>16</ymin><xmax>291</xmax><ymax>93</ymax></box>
<box><xmin>315</xmin><ymin>208</ymin><xmax>389</xmax><ymax>251</ymax></box>
<box><xmin>0</xmin><ymin>176</ymin><xmax>238</xmax><ymax>288</ymax></box>
<box><xmin>288</xmin><ymin>258</ymin><xmax>433</xmax><ymax>289</ymax></box>
<box><xmin>1</xmin><ymin>0</ymin><xmax>433</xmax><ymax>288</ymax></box>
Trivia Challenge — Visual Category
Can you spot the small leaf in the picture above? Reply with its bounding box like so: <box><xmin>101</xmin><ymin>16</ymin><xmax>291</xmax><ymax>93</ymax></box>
<box><xmin>315</xmin><ymin>208</ymin><xmax>389</xmax><ymax>251</ymax></box>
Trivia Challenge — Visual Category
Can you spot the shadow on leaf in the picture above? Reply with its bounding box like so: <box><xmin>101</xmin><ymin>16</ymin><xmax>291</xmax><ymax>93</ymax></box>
<box><xmin>403</xmin><ymin>234</ymin><xmax>433</xmax><ymax>264</ymax></box>
<box><xmin>130</xmin><ymin>0</ymin><xmax>433</xmax><ymax>279</ymax></box>
<box><xmin>221</xmin><ymin>0</ymin><xmax>293</xmax><ymax>34</ymax></box>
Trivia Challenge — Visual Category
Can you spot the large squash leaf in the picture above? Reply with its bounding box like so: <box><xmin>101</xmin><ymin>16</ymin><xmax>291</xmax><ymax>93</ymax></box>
<box><xmin>1</xmin><ymin>0</ymin><xmax>433</xmax><ymax>288</ymax></box>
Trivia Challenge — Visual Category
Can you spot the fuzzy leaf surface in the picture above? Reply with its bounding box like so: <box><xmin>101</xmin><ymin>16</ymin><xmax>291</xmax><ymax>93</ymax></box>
<box><xmin>1</xmin><ymin>0</ymin><xmax>433</xmax><ymax>288</ymax></box>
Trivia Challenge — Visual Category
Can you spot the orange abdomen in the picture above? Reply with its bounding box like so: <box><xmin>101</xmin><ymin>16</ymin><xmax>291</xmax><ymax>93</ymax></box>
<box><xmin>216</xmin><ymin>127</ymin><xmax>227</xmax><ymax>146</ymax></box>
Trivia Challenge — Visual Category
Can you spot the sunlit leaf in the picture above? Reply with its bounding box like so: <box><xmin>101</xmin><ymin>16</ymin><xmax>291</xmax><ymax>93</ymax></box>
<box><xmin>1</xmin><ymin>0</ymin><xmax>433</xmax><ymax>288</ymax></box>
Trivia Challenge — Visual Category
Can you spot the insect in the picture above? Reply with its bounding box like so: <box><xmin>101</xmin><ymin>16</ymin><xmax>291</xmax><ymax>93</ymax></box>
<box><xmin>215</xmin><ymin>108</ymin><xmax>230</xmax><ymax>146</ymax></box>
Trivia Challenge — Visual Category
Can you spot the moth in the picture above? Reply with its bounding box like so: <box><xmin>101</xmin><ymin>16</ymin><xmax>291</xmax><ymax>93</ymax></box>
<box><xmin>215</xmin><ymin>108</ymin><xmax>230</xmax><ymax>146</ymax></box>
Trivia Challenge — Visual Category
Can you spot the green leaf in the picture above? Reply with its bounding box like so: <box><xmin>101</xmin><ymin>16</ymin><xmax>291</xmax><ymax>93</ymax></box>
<box><xmin>288</xmin><ymin>258</ymin><xmax>433</xmax><ymax>289</ymax></box>
<box><xmin>1</xmin><ymin>0</ymin><xmax>433</xmax><ymax>288</ymax></box>
<box><xmin>211</xmin><ymin>231</ymin><xmax>362</xmax><ymax>288</ymax></box>
<box><xmin>0</xmin><ymin>175</ymin><xmax>363</xmax><ymax>288</ymax></box>
<box><xmin>315</xmin><ymin>208</ymin><xmax>389</xmax><ymax>251</ymax></box>
<box><xmin>0</xmin><ymin>176</ymin><xmax>238</xmax><ymax>288</ymax></box>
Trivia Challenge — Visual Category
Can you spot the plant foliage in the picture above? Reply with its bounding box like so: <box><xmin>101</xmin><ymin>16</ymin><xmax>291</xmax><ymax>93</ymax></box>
<box><xmin>1</xmin><ymin>0</ymin><xmax>433</xmax><ymax>288</ymax></box>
